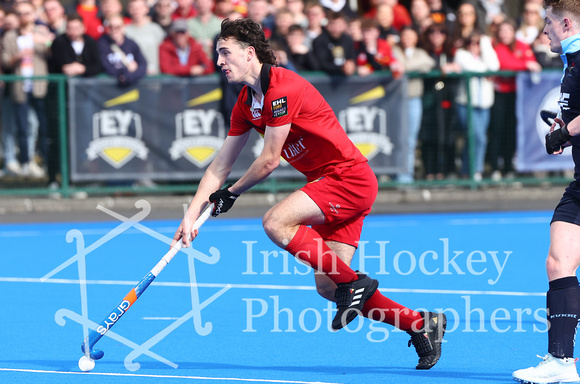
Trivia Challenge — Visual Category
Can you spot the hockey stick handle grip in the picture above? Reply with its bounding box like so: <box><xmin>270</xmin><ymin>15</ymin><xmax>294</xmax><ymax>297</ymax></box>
<box><xmin>81</xmin><ymin>203</ymin><xmax>214</xmax><ymax>360</ymax></box>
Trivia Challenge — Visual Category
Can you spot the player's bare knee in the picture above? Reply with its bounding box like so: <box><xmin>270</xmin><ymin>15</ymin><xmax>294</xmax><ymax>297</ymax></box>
<box><xmin>546</xmin><ymin>253</ymin><xmax>577</xmax><ymax>279</ymax></box>
<box><xmin>546</xmin><ymin>254</ymin><xmax>558</xmax><ymax>275</ymax></box>
<box><xmin>546</xmin><ymin>254</ymin><xmax>563</xmax><ymax>278</ymax></box>
<box><xmin>262</xmin><ymin>209</ymin><xmax>277</xmax><ymax>237</ymax></box>
<box><xmin>262</xmin><ymin>208</ymin><xmax>285</xmax><ymax>245</ymax></box>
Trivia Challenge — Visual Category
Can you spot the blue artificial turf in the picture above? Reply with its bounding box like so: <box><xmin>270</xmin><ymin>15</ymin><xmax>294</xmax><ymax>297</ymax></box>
<box><xmin>0</xmin><ymin>209</ymin><xmax>564</xmax><ymax>383</ymax></box>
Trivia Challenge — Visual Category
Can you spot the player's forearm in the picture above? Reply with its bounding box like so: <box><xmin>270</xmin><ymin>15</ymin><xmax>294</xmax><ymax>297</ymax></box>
<box><xmin>565</xmin><ymin>117</ymin><xmax>580</xmax><ymax>137</ymax></box>
<box><xmin>230</xmin><ymin>155</ymin><xmax>279</xmax><ymax>195</ymax></box>
<box><xmin>187</xmin><ymin>165</ymin><xmax>229</xmax><ymax>218</ymax></box>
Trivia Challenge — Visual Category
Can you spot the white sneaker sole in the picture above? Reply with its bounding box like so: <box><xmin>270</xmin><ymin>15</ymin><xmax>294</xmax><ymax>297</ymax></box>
<box><xmin>513</xmin><ymin>374</ymin><xmax>580</xmax><ymax>383</ymax></box>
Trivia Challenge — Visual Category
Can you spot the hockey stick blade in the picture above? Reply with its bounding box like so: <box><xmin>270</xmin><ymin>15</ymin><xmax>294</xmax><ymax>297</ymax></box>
<box><xmin>540</xmin><ymin>110</ymin><xmax>558</xmax><ymax>126</ymax></box>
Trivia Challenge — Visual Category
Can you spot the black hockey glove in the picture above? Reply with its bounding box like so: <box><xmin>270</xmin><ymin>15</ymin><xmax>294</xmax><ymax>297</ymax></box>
<box><xmin>209</xmin><ymin>184</ymin><xmax>239</xmax><ymax>217</ymax></box>
<box><xmin>545</xmin><ymin>124</ymin><xmax>571</xmax><ymax>155</ymax></box>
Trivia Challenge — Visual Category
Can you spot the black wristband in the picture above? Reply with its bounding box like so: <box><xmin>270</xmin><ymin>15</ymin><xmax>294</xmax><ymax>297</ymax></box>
<box><xmin>561</xmin><ymin>124</ymin><xmax>571</xmax><ymax>141</ymax></box>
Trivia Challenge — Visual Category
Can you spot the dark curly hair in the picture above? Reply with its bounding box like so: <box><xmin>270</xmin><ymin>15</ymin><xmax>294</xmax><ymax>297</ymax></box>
<box><xmin>217</xmin><ymin>18</ymin><xmax>277</xmax><ymax>65</ymax></box>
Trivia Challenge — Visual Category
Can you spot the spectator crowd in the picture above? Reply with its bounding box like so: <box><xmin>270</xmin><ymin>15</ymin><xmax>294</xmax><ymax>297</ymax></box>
<box><xmin>0</xmin><ymin>0</ymin><xmax>562</xmax><ymax>185</ymax></box>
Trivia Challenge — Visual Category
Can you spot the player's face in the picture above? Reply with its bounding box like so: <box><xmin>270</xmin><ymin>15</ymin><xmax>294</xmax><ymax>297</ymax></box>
<box><xmin>216</xmin><ymin>38</ymin><xmax>252</xmax><ymax>84</ymax></box>
<box><xmin>543</xmin><ymin>7</ymin><xmax>565</xmax><ymax>54</ymax></box>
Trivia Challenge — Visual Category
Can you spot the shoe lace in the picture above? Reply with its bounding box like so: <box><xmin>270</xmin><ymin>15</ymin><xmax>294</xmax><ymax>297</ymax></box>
<box><xmin>335</xmin><ymin>284</ymin><xmax>353</xmax><ymax>307</ymax></box>
<box><xmin>536</xmin><ymin>354</ymin><xmax>555</xmax><ymax>366</ymax></box>
<box><xmin>408</xmin><ymin>331</ymin><xmax>432</xmax><ymax>356</ymax></box>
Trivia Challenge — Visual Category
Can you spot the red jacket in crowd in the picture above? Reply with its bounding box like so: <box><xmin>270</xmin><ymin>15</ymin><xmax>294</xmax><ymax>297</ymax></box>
<box><xmin>493</xmin><ymin>39</ymin><xmax>538</xmax><ymax>93</ymax></box>
<box><xmin>159</xmin><ymin>36</ymin><xmax>215</xmax><ymax>76</ymax></box>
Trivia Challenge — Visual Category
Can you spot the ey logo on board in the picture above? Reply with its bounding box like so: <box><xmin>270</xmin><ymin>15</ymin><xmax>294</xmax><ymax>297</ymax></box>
<box><xmin>169</xmin><ymin>88</ymin><xmax>226</xmax><ymax>167</ymax></box>
<box><xmin>86</xmin><ymin>89</ymin><xmax>148</xmax><ymax>168</ymax></box>
<box><xmin>339</xmin><ymin>86</ymin><xmax>393</xmax><ymax>160</ymax></box>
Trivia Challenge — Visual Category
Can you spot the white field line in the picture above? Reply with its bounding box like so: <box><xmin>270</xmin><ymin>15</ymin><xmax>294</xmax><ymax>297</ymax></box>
<box><xmin>0</xmin><ymin>276</ymin><xmax>546</xmax><ymax>297</ymax></box>
<box><xmin>0</xmin><ymin>368</ymin><xmax>342</xmax><ymax>384</ymax></box>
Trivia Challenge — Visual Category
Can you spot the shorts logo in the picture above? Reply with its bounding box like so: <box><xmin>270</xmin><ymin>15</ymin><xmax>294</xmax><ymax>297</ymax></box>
<box><xmin>271</xmin><ymin>96</ymin><xmax>288</xmax><ymax>118</ymax></box>
<box><xmin>329</xmin><ymin>202</ymin><xmax>340</xmax><ymax>215</ymax></box>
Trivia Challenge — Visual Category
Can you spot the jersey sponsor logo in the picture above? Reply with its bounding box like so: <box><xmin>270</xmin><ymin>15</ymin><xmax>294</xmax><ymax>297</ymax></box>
<box><xmin>251</xmin><ymin>107</ymin><xmax>262</xmax><ymax>119</ymax></box>
<box><xmin>86</xmin><ymin>109</ymin><xmax>149</xmax><ymax>168</ymax></box>
<box><xmin>271</xmin><ymin>96</ymin><xmax>288</xmax><ymax>118</ymax></box>
<box><xmin>169</xmin><ymin>109</ymin><xmax>226</xmax><ymax>167</ymax></box>
<box><xmin>282</xmin><ymin>136</ymin><xmax>307</xmax><ymax>160</ymax></box>
<box><xmin>251</xmin><ymin>138</ymin><xmax>290</xmax><ymax>167</ymax></box>
<box><xmin>250</xmin><ymin>134</ymin><xmax>305</xmax><ymax>167</ymax></box>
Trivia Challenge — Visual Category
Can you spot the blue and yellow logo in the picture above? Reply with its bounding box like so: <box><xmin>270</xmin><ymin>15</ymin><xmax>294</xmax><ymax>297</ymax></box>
<box><xmin>86</xmin><ymin>90</ymin><xmax>149</xmax><ymax>168</ymax></box>
<box><xmin>169</xmin><ymin>88</ymin><xmax>226</xmax><ymax>167</ymax></box>
<box><xmin>341</xmin><ymin>86</ymin><xmax>393</xmax><ymax>160</ymax></box>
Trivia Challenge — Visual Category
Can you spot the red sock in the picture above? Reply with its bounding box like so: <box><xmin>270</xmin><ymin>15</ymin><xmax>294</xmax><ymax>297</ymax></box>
<box><xmin>362</xmin><ymin>290</ymin><xmax>424</xmax><ymax>331</ymax></box>
<box><xmin>285</xmin><ymin>225</ymin><xmax>357</xmax><ymax>284</ymax></box>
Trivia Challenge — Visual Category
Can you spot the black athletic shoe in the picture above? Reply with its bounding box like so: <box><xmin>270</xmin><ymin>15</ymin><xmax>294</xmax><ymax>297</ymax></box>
<box><xmin>331</xmin><ymin>272</ymin><xmax>379</xmax><ymax>331</ymax></box>
<box><xmin>407</xmin><ymin>311</ymin><xmax>447</xmax><ymax>370</ymax></box>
